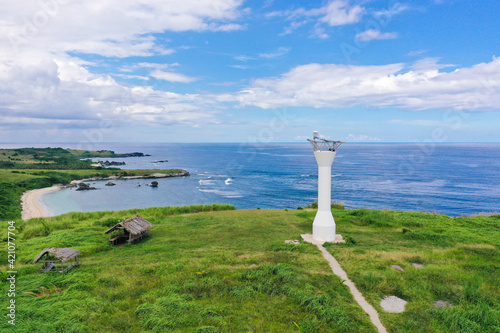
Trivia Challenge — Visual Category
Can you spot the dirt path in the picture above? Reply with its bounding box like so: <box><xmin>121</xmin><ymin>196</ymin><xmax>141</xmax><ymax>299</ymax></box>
<box><xmin>302</xmin><ymin>234</ymin><xmax>388</xmax><ymax>333</ymax></box>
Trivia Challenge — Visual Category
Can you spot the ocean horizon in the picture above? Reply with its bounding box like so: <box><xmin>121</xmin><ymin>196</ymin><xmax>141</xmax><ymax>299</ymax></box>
<box><xmin>4</xmin><ymin>142</ymin><xmax>490</xmax><ymax>218</ymax></box>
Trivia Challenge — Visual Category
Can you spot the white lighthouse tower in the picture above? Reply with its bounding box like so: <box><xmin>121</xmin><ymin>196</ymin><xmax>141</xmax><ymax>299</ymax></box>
<box><xmin>307</xmin><ymin>131</ymin><xmax>343</xmax><ymax>242</ymax></box>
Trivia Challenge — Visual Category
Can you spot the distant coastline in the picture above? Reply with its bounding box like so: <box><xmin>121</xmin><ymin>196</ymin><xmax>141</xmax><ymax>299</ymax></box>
<box><xmin>21</xmin><ymin>170</ymin><xmax>190</xmax><ymax>220</ymax></box>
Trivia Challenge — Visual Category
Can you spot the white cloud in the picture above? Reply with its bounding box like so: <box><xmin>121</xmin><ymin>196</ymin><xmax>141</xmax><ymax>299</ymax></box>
<box><xmin>318</xmin><ymin>0</ymin><xmax>364</xmax><ymax>26</ymax></box>
<box><xmin>230</xmin><ymin>65</ymin><xmax>251</xmax><ymax>70</ymax></box>
<box><xmin>234</xmin><ymin>55</ymin><xmax>256</xmax><ymax>62</ymax></box>
<box><xmin>268</xmin><ymin>0</ymin><xmax>364</xmax><ymax>37</ymax></box>
<box><xmin>0</xmin><ymin>0</ymin><xmax>243</xmax><ymax>133</ymax></box>
<box><xmin>310</xmin><ymin>25</ymin><xmax>329</xmax><ymax>39</ymax></box>
<box><xmin>408</xmin><ymin>49</ymin><xmax>428</xmax><ymax>57</ymax></box>
<box><xmin>0</xmin><ymin>54</ymin><xmax>216</xmax><ymax>130</ymax></box>
<box><xmin>233</xmin><ymin>47</ymin><xmax>291</xmax><ymax>65</ymax></box>
<box><xmin>258</xmin><ymin>47</ymin><xmax>290</xmax><ymax>59</ymax></box>
<box><xmin>344</xmin><ymin>134</ymin><xmax>382</xmax><ymax>141</ymax></box>
<box><xmin>280</xmin><ymin>20</ymin><xmax>307</xmax><ymax>36</ymax></box>
<box><xmin>150</xmin><ymin>70</ymin><xmax>198</xmax><ymax>83</ymax></box>
<box><xmin>233</xmin><ymin>57</ymin><xmax>500</xmax><ymax>111</ymax></box>
<box><xmin>119</xmin><ymin>62</ymin><xmax>180</xmax><ymax>73</ymax></box>
<box><xmin>389</xmin><ymin>119</ymin><xmax>451</xmax><ymax>126</ymax></box>
<box><xmin>270</xmin><ymin>0</ymin><xmax>364</xmax><ymax>25</ymax></box>
<box><xmin>410</xmin><ymin>57</ymin><xmax>453</xmax><ymax>71</ymax></box>
<box><xmin>1</xmin><ymin>0</ymin><xmax>244</xmax><ymax>57</ymax></box>
<box><xmin>356</xmin><ymin>29</ymin><xmax>398</xmax><ymax>42</ymax></box>
<box><xmin>112</xmin><ymin>74</ymin><xmax>150</xmax><ymax>80</ymax></box>
<box><xmin>374</xmin><ymin>3</ymin><xmax>409</xmax><ymax>17</ymax></box>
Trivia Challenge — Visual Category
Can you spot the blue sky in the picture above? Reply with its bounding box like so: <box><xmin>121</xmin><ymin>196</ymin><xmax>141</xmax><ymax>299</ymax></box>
<box><xmin>1</xmin><ymin>0</ymin><xmax>499</xmax><ymax>144</ymax></box>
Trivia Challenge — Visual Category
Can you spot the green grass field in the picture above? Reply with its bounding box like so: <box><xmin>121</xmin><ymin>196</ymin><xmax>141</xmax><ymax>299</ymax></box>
<box><xmin>1</xmin><ymin>206</ymin><xmax>498</xmax><ymax>332</ymax></box>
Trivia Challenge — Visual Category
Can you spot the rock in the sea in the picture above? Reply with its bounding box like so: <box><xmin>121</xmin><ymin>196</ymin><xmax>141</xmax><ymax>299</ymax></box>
<box><xmin>76</xmin><ymin>183</ymin><xmax>97</xmax><ymax>191</ymax></box>
<box><xmin>151</xmin><ymin>181</ymin><xmax>159</xmax><ymax>187</ymax></box>
<box><xmin>123</xmin><ymin>152</ymin><xmax>149</xmax><ymax>157</ymax></box>
<box><xmin>391</xmin><ymin>265</ymin><xmax>404</xmax><ymax>272</ymax></box>
<box><xmin>105</xmin><ymin>182</ymin><xmax>116</xmax><ymax>186</ymax></box>
<box><xmin>381</xmin><ymin>296</ymin><xmax>407</xmax><ymax>313</ymax></box>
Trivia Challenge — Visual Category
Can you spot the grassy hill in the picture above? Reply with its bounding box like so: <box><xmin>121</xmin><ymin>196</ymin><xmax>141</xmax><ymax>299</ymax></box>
<box><xmin>1</xmin><ymin>206</ymin><xmax>499</xmax><ymax>332</ymax></box>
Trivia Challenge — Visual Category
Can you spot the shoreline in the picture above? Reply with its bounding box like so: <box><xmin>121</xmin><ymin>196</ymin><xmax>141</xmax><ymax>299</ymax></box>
<box><xmin>68</xmin><ymin>171</ymin><xmax>189</xmax><ymax>185</ymax></box>
<box><xmin>21</xmin><ymin>186</ymin><xmax>60</xmax><ymax>220</ymax></box>
<box><xmin>20</xmin><ymin>171</ymin><xmax>190</xmax><ymax>220</ymax></box>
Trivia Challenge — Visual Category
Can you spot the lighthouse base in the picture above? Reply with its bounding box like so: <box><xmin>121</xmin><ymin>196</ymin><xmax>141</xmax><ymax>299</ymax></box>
<box><xmin>301</xmin><ymin>233</ymin><xmax>345</xmax><ymax>245</ymax></box>
<box><xmin>312</xmin><ymin>210</ymin><xmax>336</xmax><ymax>242</ymax></box>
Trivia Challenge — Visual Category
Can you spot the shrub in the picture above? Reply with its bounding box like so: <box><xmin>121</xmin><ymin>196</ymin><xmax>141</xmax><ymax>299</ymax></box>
<box><xmin>306</xmin><ymin>201</ymin><xmax>318</xmax><ymax>209</ymax></box>
<box><xmin>331</xmin><ymin>202</ymin><xmax>345</xmax><ymax>210</ymax></box>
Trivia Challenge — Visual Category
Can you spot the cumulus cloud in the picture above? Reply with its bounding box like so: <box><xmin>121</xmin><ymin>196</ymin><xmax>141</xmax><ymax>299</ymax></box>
<box><xmin>0</xmin><ymin>55</ymin><xmax>214</xmax><ymax>127</ymax></box>
<box><xmin>0</xmin><ymin>0</ymin><xmax>244</xmax><ymax>134</ymax></box>
<box><xmin>374</xmin><ymin>3</ymin><xmax>409</xmax><ymax>17</ymax></box>
<box><xmin>1</xmin><ymin>0</ymin><xmax>244</xmax><ymax>56</ymax></box>
<box><xmin>355</xmin><ymin>29</ymin><xmax>398</xmax><ymax>42</ymax></box>
<box><xmin>267</xmin><ymin>0</ymin><xmax>364</xmax><ymax>37</ymax></box>
<box><xmin>318</xmin><ymin>0</ymin><xmax>365</xmax><ymax>26</ymax></box>
<box><xmin>232</xmin><ymin>57</ymin><xmax>500</xmax><ymax>111</ymax></box>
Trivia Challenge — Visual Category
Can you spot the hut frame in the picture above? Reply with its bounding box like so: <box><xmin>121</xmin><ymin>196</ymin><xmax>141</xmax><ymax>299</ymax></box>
<box><xmin>104</xmin><ymin>214</ymin><xmax>153</xmax><ymax>245</ymax></box>
<box><xmin>32</xmin><ymin>248</ymin><xmax>80</xmax><ymax>273</ymax></box>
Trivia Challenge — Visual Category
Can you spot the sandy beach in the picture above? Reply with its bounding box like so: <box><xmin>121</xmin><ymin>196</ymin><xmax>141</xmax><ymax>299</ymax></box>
<box><xmin>19</xmin><ymin>172</ymin><xmax>189</xmax><ymax>220</ymax></box>
<box><xmin>21</xmin><ymin>186</ymin><xmax>60</xmax><ymax>220</ymax></box>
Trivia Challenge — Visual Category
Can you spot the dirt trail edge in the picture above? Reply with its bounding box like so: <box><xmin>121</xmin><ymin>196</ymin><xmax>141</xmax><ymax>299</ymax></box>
<box><xmin>302</xmin><ymin>234</ymin><xmax>388</xmax><ymax>333</ymax></box>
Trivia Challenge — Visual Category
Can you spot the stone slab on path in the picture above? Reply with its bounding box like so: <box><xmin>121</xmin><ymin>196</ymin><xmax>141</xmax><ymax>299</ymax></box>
<box><xmin>381</xmin><ymin>296</ymin><xmax>407</xmax><ymax>313</ymax></box>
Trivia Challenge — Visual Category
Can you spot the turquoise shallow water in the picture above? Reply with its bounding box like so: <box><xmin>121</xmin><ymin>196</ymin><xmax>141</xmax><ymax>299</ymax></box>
<box><xmin>33</xmin><ymin>142</ymin><xmax>500</xmax><ymax>216</ymax></box>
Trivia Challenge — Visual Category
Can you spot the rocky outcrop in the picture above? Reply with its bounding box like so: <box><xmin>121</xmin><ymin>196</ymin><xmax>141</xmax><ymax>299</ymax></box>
<box><xmin>69</xmin><ymin>170</ymin><xmax>189</xmax><ymax>188</ymax></box>
<box><xmin>115</xmin><ymin>152</ymin><xmax>151</xmax><ymax>157</ymax></box>
<box><xmin>105</xmin><ymin>182</ymin><xmax>116</xmax><ymax>186</ymax></box>
<box><xmin>75</xmin><ymin>183</ymin><xmax>97</xmax><ymax>191</ymax></box>
<box><xmin>97</xmin><ymin>160</ymin><xmax>126</xmax><ymax>166</ymax></box>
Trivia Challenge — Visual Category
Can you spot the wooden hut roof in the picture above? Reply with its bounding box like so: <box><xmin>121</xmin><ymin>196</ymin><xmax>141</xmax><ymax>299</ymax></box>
<box><xmin>33</xmin><ymin>248</ymin><xmax>81</xmax><ymax>264</ymax></box>
<box><xmin>104</xmin><ymin>215</ymin><xmax>153</xmax><ymax>236</ymax></box>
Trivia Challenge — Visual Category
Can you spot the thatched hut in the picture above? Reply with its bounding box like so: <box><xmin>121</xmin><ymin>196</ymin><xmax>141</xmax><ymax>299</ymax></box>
<box><xmin>104</xmin><ymin>214</ymin><xmax>153</xmax><ymax>245</ymax></box>
<box><xmin>33</xmin><ymin>248</ymin><xmax>80</xmax><ymax>273</ymax></box>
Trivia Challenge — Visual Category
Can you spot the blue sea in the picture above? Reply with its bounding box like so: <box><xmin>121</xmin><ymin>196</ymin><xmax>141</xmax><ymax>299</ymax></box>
<box><xmin>20</xmin><ymin>143</ymin><xmax>500</xmax><ymax>216</ymax></box>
